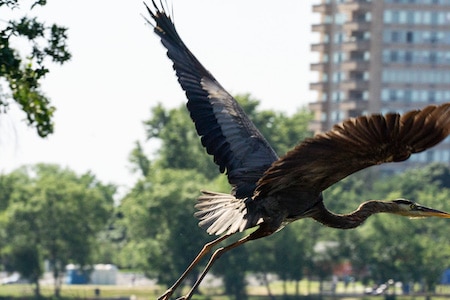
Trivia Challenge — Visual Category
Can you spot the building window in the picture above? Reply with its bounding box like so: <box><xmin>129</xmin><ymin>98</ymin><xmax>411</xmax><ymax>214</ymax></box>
<box><xmin>380</xmin><ymin>88</ymin><xmax>448</xmax><ymax>104</ymax></box>
<box><xmin>414</xmin><ymin>11</ymin><xmax>422</xmax><ymax>23</ymax></box>
<box><xmin>405</xmin><ymin>51</ymin><xmax>412</xmax><ymax>62</ymax></box>
<box><xmin>383</xmin><ymin>9</ymin><xmax>450</xmax><ymax>24</ymax></box>
<box><xmin>391</xmin><ymin>31</ymin><xmax>400</xmax><ymax>42</ymax></box>
<box><xmin>411</xmin><ymin>90</ymin><xmax>420</xmax><ymax>101</ymax></box>
<box><xmin>331</xmin><ymin>91</ymin><xmax>345</xmax><ymax>102</ymax></box>
<box><xmin>407</xmin><ymin>11</ymin><xmax>415</xmax><ymax>24</ymax></box>
<box><xmin>334</xmin><ymin>13</ymin><xmax>346</xmax><ymax>25</ymax></box>
<box><xmin>331</xmin><ymin>110</ymin><xmax>344</xmax><ymax>122</ymax></box>
<box><xmin>384</xmin><ymin>29</ymin><xmax>450</xmax><ymax>45</ymax></box>
<box><xmin>430</xmin><ymin>52</ymin><xmax>437</xmax><ymax>63</ymax></box>
<box><xmin>332</xmin><ymin>72</ymin><xmax>345</xmax><ymax>83</ymax></box>
<box><xmin>423</xmin><ymin>11</ymin><xmax>431</xmax><ymax>24</ymax></box>
<box><xmin>384</xmin><ymin>11</ymin><xmax>392</xmax><ymax>23</ymax></box>
<box><xmin>363</xmin><ymin>91</ymin><xmax>368</xmax><ymax>100</ymax></box>
<box><xmin>381</xmin><ymin>89</ymin><xmax>389</xmax><ymax>102</ymax></box>
<box><xmin>390</xmin><ymin>51</ymin><xmax>399</xmax><ymax>62</ymax></box>
<box><xmin>333</xmin><ymin>52</ymin><xmax>345</xmax><ymax>63</ymax></box>
<box><xmin>389</xmin><ymin>90</ymin><xmax>397</xmax><ymax>101</ymax></box>
<box><xmin>334</xmin><ymin>33</ymin><xmax>344</xmax><ymax>44</ymax></box>
<box><xmin>383</xmin><ymin>69</ymin><xmax>450</xmax><ymax>84</ymax></box>
<box><xmin>406</xmin><ymin>31</ymin><xmax>414</xmax><ymax>43</ymax></box>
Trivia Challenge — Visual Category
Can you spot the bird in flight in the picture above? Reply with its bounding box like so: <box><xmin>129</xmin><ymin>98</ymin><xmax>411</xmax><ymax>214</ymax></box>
<box><xmin>144</xmin><ymin>1</ymin><xmax>450</xmax><ymax>299</ymax></box>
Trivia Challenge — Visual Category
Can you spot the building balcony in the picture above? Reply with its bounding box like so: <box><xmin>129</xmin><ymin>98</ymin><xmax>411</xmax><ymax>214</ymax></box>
<box><xmin>341</xmin><ymin>40</ymin><xmax>370</xmax><ymax>51</ymax></box>
<box><xmin>312</xmin><ymin>3</ymin><xmax>332</xmax><ymax>14</ymax></box>
<box><xmin>337</xmin><ymin>99</ymin><xmax>369</xmax><ymax>111</ymax></box>
<box><xmin>311</xmin><ymin>43</ymin><xmax>330</xmax><ymax>53</ymax></box>
<box><xmin>310</xmin><ymin>60</ymin><xmax>369</xmax><ymax>72</ymax></box>
<box><xmin>310</xmin><ymin>79</ymin><xmax>369</xmax><ymax>91</ymax></box>
<box><xmin>340</xmin><ymin>60</ymin><xmax>370</xmax><ymax>71</ymax></box>
<box><xmin>310</xmin><ymin>81</ymin><xmax>328</xmax><ymax>91</ymax></box>
<box><xmin>308</xmin><ymin>99</ymin><xmax>369</xmax><ymax>114</ymax></box>
<box><xmin>312</xmin><ymin>1</ymin><xmax>372</xmax><ymax>15</ymax></box>
<box><xmin>311</xmin><ymin>23</ymin><xmax>333</xmax><ymax>33</ymax></box>
<box><xmin>339</xmin><ymin>79</ymin><xmax>369</xmax><ymax>90</ymax></box>
<box><xmin>310</xmin><ymin>62</ymin><xmax>329</xmax><ymax>72</ymax></box>
<box><xmin>308</xmin><ymin>101</ymin><xmax>328</xmax><ymax>111</ymax></box>
<box><xmin>338</xmin><ymin>0</ymin><xmax>372</xmax><ymax>12</ymax></box>
<box><xmin>307</xmin><ymin>119</ymin><xmax>328</xmax><ymax>134</ymax></box>
<box><xmin>342</xmin><ymin>21</ymin><xmax>371</xmax><ymax>32</ymax></box>
<box><xmin>309</xmin><ymin>99</ymin><xmax>369</xmax><ymax>112</ymax></box>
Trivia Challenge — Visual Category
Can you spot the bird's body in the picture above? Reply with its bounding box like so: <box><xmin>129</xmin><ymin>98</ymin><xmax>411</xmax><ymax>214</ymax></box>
<box><xmin>144</xmin><ymin>2</ymin><xmax>450</xmax><ymax>299</ymax></box>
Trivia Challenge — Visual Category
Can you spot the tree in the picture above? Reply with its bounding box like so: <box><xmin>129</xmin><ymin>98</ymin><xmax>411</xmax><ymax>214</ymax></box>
<box><xmin>141</xmin><ymin>94</ymin><xmax>313</xmax><ymax>177</ymax></box>
<box><xmin>0</xmin><ymin>164</ymin><xmax>114</xmax><ymax>297</ymax></box>
<box><xmin>129</xmin><ymin>141</ymin><xmax>151</xmax><ymax>177</ymax></box>
<box><xmin>142</xmin><ymin>102</ymin><xmax>220</xmax><ymax>178</ymax></box>
<box><xmin>214</xmin><ymin>239</ymin><xmax>249</xmax><ymax>300</ymax></box>
<box><xmin>239</xmin><ymin>94</ymin><xmax>312</xmax><ymax>156</ymax></box>
<box><xmin>328</xmin><ymin>165</ymin><xmax>450</xmax><ymax>291</ymax></box>
<box><xmin>119</xmin><ymin>168</ymin><xmax>213</xmax><ymax>296</ymax></box>
<box><xmin>124</xmin><ymin>95</ymin><xmax>313</xmax><ymax>297</ymax></box>
<box><xmin>0</xmin><ymin>0</ymin><xmax>71</xmax><ymax>137</ymax></box>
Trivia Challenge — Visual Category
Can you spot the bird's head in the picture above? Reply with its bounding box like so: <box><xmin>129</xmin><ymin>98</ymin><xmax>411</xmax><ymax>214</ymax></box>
<box><xmin>391</xmin><ymin>199</ymin><xmax>450</xmax><ymax>219</ymax></box>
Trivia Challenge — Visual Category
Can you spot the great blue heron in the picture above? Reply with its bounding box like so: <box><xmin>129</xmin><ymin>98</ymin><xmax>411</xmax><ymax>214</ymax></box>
<box><xmin>145</xmin><ymin>2</ymin><xmax>450</xmax><ymax>299</ymax></box>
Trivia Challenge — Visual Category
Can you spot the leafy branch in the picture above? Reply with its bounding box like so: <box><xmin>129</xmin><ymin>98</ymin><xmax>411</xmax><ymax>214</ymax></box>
<box><xmin>0</xmin><ymin>0</ymin><xmax>71</xmax><ymax>137</ymax></box>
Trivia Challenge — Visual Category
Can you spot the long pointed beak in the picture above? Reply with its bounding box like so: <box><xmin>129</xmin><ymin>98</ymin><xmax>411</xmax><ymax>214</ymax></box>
<box><xmin>419</xmin><ymin>206</ymin><xmax>450</xmax><ymax>218</ymax></box>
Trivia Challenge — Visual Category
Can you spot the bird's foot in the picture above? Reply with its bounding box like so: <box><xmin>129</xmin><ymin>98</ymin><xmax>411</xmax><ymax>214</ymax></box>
<box><xmin>175</xmin><ymin>297</ymin><xmax>186</xmax><ymax>300</ymax></box>
<box><xmin>157</xmin><ymin>289</ymin><xmax>173</xmax><ymax>300</ymax></box>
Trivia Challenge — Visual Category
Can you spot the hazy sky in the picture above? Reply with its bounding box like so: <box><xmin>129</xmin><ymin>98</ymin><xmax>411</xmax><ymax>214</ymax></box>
<box><xmin>0</xmin><ymin>0</ymin><xmax>319</xmax><ymax>191</ymax></box>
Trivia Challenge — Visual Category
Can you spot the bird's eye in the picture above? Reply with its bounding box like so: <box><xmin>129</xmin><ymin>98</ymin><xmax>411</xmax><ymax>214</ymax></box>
<box><xmin>410</xmin><ymin>204</ymin><xmax>417</xmax><ymax>210</ymax></box>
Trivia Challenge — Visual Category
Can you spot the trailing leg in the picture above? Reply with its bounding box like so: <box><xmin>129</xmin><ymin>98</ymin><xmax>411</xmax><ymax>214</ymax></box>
<box><xmin>157</xmin><ymin>234</ymin><xmax>231</xmax><ymax>300</ymax></box>
<box><xmin>180</xmin><ymin>227</ymin><xmax>275</xmax><ymax>300</ymax></box>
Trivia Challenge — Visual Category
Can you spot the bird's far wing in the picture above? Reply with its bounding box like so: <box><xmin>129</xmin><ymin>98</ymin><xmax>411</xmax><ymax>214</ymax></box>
<box><xmin>256</xmin><ymin>103</ymin><xmax>450</xmax><ymax>197</ymax></box>
<box><xmin>145</xmin><ymin>2</ymin><xmax>278</xmax><ymax>197</ymax></box>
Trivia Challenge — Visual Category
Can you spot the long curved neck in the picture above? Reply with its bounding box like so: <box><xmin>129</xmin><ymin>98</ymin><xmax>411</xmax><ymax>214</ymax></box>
<box><xmin>311</xmin><ymin>200</ymin><xmax>397</xmax><ymax>229</ymax></box>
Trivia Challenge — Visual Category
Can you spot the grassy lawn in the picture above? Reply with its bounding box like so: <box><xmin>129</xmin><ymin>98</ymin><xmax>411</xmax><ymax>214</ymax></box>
<box><xmin>1</xmin><ymin>280</ymin><xmax>450</xmax><ymax>300</ymax></box>
<box><xmin>0</xmin><ymin>284</ymin><xmax>160</xmax><ymax>299</ymax></box>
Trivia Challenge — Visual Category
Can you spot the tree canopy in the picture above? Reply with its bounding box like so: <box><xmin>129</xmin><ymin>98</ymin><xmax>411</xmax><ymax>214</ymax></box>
<box><xmin>0</xmin><ymin>164</ymin><xmax>114</xmax><ymax>297</ymax></box>
<box><xmin>0</xmin><ymin>0</ymin><xmax>71</xmax><ymax>137</ymax></box>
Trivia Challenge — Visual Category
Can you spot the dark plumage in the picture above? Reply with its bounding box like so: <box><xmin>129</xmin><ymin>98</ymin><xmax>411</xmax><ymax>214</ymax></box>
<box><xmin>144</xmin><ymin>2</ymin><xmax>450</xmax><ymax>299</ymax></box>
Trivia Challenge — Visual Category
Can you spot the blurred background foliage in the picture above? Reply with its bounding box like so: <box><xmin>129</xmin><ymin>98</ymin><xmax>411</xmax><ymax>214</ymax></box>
<box><xmin>1</xmin><ymin>94</ymin><xmax>450</xmax><ymax>298</ymax></box>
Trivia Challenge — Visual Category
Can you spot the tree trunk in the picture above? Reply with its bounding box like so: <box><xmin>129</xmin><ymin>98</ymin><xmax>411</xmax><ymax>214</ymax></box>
<box><xmin>262</xmin><ymin>273</ymin><xmax>275</xmax><ymax>300</ymax></box>
<box><xmin>33</xmin><ymin>279</ymin><xmax>41</xmax><ymax>298</ymax></box>
<box><xmin>307</xmin><ymin>276</ymin><xmax>311</xmax><ymax>295</ymax></box>
<box><xmin>53</xmin><ymin>267</ymin><xmax>62</xmax><ymax>297</ymax></box>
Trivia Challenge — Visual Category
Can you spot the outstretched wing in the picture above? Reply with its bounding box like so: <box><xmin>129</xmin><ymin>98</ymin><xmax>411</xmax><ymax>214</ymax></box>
<box><xmin>256</xmin><ymin>103</ymin><xmax>450</xmax><ymax>197</ymax></box>
<box><xmin>145</xmin><ymin>2</ymin><xmax>278</xmax><ymax>198</ymax></box>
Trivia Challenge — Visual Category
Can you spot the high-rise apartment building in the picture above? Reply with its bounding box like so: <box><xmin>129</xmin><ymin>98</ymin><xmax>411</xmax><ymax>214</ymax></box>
<box><xmin>309</xmin><ymin>0</ymin><xmax>450</xmax><ymax>172</ymax></box>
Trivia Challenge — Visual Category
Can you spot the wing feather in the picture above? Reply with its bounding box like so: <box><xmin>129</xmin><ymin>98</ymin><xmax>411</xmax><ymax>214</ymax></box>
<box><xmin>146</xmin><ymin>2</ymin><xmax>278</xmax><ymax>197</ymax></box>
<box><xmin>256</xmin><ymin>103</ymin><xmax>450</xmax><ymax>197</ymax></box>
